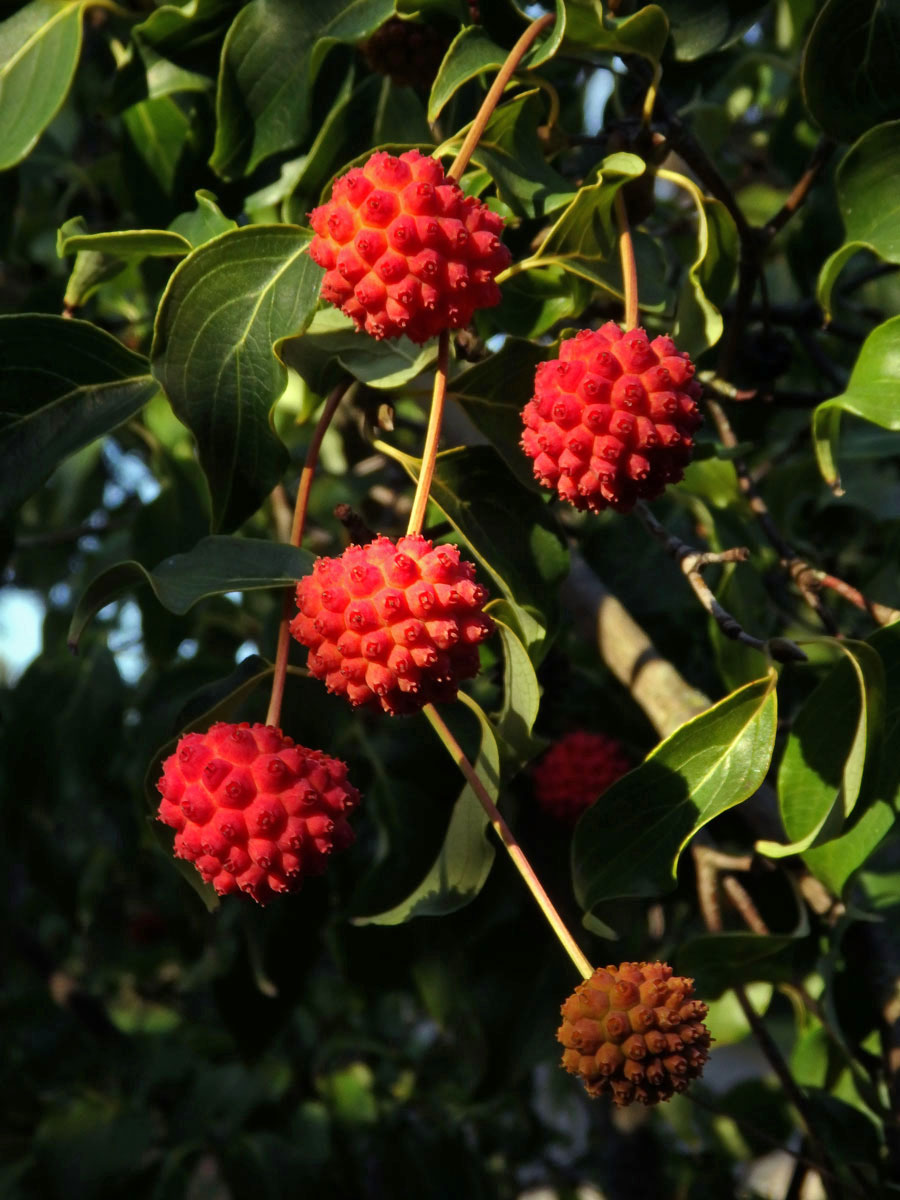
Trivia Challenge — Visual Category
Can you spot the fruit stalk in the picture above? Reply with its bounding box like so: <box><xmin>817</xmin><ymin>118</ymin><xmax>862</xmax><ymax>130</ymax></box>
<box><xmin>447</xmin><ymin>13</ymin><xmax>555</xmax><ymax>181</ymax></box>
<box><xmin>424</xmin><ymin>702</ymin><xmax>594</xmax><ymax>981</ymax></box>
<box><xmin>614</xmin><ymin>188</ymin><xmax>639</xmax><ymax>331</ymax></box>
<box><xmin>406</xmin><ymin>330</ymin><xmax>450</xmax><ymax>537</ymax></box>
<box><xmin>265</xmin><ymin>381</ymin><xmax>350</xmax><ymax>728</ymax></box>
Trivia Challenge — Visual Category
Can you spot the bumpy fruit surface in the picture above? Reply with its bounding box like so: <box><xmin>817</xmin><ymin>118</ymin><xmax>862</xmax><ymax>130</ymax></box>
<box><xmin>156</xmin><ymin>722</ymin><xmax>359</xmax><ymax>904</ymax></box>
<box><xmin>290</xmin><ymin>535</ymin><xmax>495</xmax><ymax>715</ymax></box>
<box><xmin>558</xmin><ymin>962</ymin><xmax>711</xmax><ymax>1107</ymax></box>
<box><xmin>362</xmin><ymin>17</ymin><xmax>450</xmax><ymax>89</ymax></box>
<box><xmin>533</xmin><ymin>730</ymin><xmax>631</xmax><ymax>824</ymax></box>
<box><xmin>309</xmin><ymin>149</ymin><xmax>510</xmax><ymax>343</ymax></box>
<box><xmin>521</xmin><ymin>323</ymin><xmax>703</xmax><ymax>513</ymax></box>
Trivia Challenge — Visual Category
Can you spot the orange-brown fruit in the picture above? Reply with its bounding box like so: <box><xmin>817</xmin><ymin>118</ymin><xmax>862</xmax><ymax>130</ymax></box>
<box><xmin>557</xmin><ymin>961</ymin><xmax>711</xmax><ymax>1106</ymax></box>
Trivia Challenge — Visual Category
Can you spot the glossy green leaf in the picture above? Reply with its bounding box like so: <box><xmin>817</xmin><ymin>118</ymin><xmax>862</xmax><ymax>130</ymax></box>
<box><xmin>150</xmin><ymin>225</ymin><xmax>322</xmax><ymax>531</ymax></box>
<box><xmin>384</xmin><ymin>442</ymin><xmax>569</xmax><ymax>617</ymax></box>
<box><xmin>563</xmin><ymin>0</ymin><xmax>669</xmax><ymax>64</ymax></box>
<box><xmin>461</xmin><ymin>91</ymin><xmax>573</xmax><ymax>218</ymax></box>
<box><xmin>761</xmin><ymin>639</ymin><xmax>885</xmax><ymax>859</ymax></box>
<box><xmin>572</xmin><ymin>673</ymin><xmax>777</xmax><ymax>911</ymax></box>
<box><xmin>519</xmin><ymin>156</ymin><xmax>668</xmax><ymax>311</ymax></box>
<box><xmin>798</xmin><ymin>623</ymin><xmax>900</xmax><ymax>894</ymax></box>
<box><xmin>672</xmin><ymin>196</ymin><xmax>739</xmax><ymax>358</ymax></box>
<box><xmin>68</xmin><ymin>536</ymin><xmax>315</xmax><ymax>648</ymax></box>
<box><xmin>281</xmin><ymin>307</ymin><xmax>438</xmax><ymax>394</ymax></box>
<box><xmin>663</xmin><ymin>0</ymin><xmax>768</xmax><ymax>60</ymax></box>
<box><xmin>0</xmin><ymin>315</ymin><xmax>159</xmax><ymax>521</ymax></box>
<box><xmin>354</xmin><ymin>695</ymin><xmax>500</xmax><ymax>924</ymax></box>
<box><xmin>428</xmin><ymin>2</ymin><xmax>565</xmax><ymax>123</ymax></box>
<box><xmin>449</xmin><ymin>337</ymin><xmax>547</xmax><ymax>489</ymax></box>
<box><xmin>802</xmin><ymin>0</ymin><xmax>900</xmax><ymax>143</ymax></box>
<box><xmin>168</xmin><ymin>190</ymin><xmax>237</xmax><ymax>247</ymax></box>
<box><xmin>57</xmin><ymin>217</ymin><xmax>192</xmax><ymax>260</ymax></box>
<box><xmin>818</xmin><ymin>121</ymin><xmax>900</xmax><ymax>317</ymax></box>
<box><xmin>0</xmin><ymin>0</ymin><xmax>84</xmax><ymax>171</ymax></box>
<box><xmin>493</xmin><ymin>618</ymin><xmax>541</xmax><ymax>769</ymax></box>
<box><xmin>210</xmin><ymin>0</ymin><xmax>393</xmax><ymax>180</ymax></box>
<box><xmin>812</xmin><ymin>316</ymin><xmax>900</xmax><ymax>493</ymax></box>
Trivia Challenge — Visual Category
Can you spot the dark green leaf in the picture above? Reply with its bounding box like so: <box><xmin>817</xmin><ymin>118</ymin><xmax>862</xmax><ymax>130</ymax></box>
<box><xmin>168</xmin><ymin>189</ymin><xmax>238</xmax><ymax>247</ymax></box>
<box><xmin>68</xmin><ymin>536</ymin><xmax>315</xmax><ymax>647</ymax></box>
<box><xmin>493</xmin><ymin>618</ymin><xmax>541</xmax><ymax>769</ymax></box>
<box><xmin>121</xmin><ymin>94</ymin><xmax>193</xmax><ymax>194</ymax></box>
<box><xmin>663</xmin><ymin>0</ymin><xmax>768</xmax><ymax>60</ymax></box>
<box><xmin>673</xmin><ymin>194</ymin><xmax>740</xmax><ymax>358</ymax></box>
<box><xmin>572</xmin><ymin>673</ymin><xmax>777</xmax><ymax>911</ymax></box>
<box><xmin>761</xmin><ymin>639</ymin><xmax>885</xmax><ymax>859</ymax></box>
<box><xmin>0</xmin><ymin>315</ymin><xmax>158</xmax><ymax>521</ymax></box>
<box><xmin>354</xmin><ymin>695</ymin><xmax>500</xmax><ymax>924</ymax></box>
<box><xmin>678</xmin><ymin>923</ymin><xmax>808</xmax><ymax>999</ymax></box>
<box><xmin>280</xmin><ymin>307</ymin><xmax>437</xmax><ymax>394</ymax></box>
<box><xmin>150</xmin><ymin>225</ymin><xmax>321</xmax><ymax>531</ymax></box>
<box><xmin>802</xmin><ymin>0</ymin><xmax>900</xmax><ymax>143</ymax></box>
<box><xmin>0</xmin><ymin>0</ymin><xmax>84</xmax><ymax>171</ymax></box>
<box><xmin>210</xmin><ymin>0</ymin><xmax>394</xmax><ymax>180</ymax></box>
<box><xmin>812</xmin><ymin>316</ymin><xmax>900</xmax><ymax>493</ymax></box>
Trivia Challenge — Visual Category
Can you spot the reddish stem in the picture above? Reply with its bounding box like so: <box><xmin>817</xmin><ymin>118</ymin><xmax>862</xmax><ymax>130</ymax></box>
<box><xmin>406</xmin><ymin>330</ymin><xmax>450</xmax><ymax>538</ymax></box>
<box><xmin>265</xmin><ymin>381</ymin><xmax>349</xmax><ymax>729</ymax></box>
<box><xmin>614</xmin><ymin>188</ymin><xmax>639</xmax><ymax>330</ymax></box>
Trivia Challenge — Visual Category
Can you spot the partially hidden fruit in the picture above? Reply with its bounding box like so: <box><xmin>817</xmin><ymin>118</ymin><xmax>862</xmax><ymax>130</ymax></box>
<box><xmin>558</xmin><ymin>962</ymin><xmax>711</xmax><ymax>1107</ymax></box>
<box><xmin>156</xmin><ymin>722</ymin><xmax>359</xmax><ymax>904</ymax></box>
<box><xmin>309</xmin><ymin>149</ymin><xmax>510</xmax><ymax>343</ymax></box>
<box><xmin>533</xmin><ymin>730</ymin><xmax>630</xmax><ymax>824</ymax></box>
<box><xmin>290</xmin><ymin>534</ymin><xmax>495</xmax><ymax>715</ymax></box>
<box><xmin>362</xmin><ymin>17</ymin><xmax>450</xmax><ymax>89</ymax></box>
<box><xmin>521</xmin><ymin>323</ymin><xmax>702</xmax><ymax>513</ymax></box>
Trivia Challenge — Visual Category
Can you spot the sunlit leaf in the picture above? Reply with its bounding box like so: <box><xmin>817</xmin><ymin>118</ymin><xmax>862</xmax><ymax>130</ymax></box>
<box><xmin>563</xmin><ymin>0</ymin><xmax>669</xmax><ymax>63</ymax></box>
<box><xmin>572</xmin><ymin>672</ymin><xmax>777</xmax><ymax>912</ymax></box>
<box><xmin>57</xmin><ymin>216</ymin><xmax>192</xmax><ymax>260</ymax></box>
<box><xmin>168</xmin><ymin>189</ymin><xmax>238</xmax><ymax>247</ymax></box>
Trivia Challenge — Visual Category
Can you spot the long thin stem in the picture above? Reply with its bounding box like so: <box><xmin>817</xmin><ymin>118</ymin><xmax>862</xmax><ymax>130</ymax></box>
<box><xmin>423</xmin><ymin>703</ymin><xmax>594</xmax><ymax>981</ymax></box>
<box><xmin>447</xmin><ymin>13</ymin><xmax>554</xmax><ymax>181</ymax></box>
<box><xmin>614</xmin><ymin>188</ymin><xmax>639</xmax><ymax>330</ymax></box>
<box><xmin>406</xmin><ymin>329</ymin><xmax>450</xmax><ymax>537</ymax></box>
<box><xmin>265</xmin><ymin>381</ymin><xmax>349</xmax><ymax>729</ymax></box>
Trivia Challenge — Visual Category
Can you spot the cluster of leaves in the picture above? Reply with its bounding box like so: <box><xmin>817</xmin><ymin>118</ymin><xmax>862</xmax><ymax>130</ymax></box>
<box><xmin>2</xmin><ymin>0</ymin><xmax>900</xmax><ymax>1197</ymax></box>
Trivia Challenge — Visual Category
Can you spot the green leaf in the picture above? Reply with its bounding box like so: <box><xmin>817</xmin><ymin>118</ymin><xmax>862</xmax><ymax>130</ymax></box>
<box><xmin>428</xmin><ymin>3</ymin><xmax>565</xmax><ymax>123</ymax></box>
<box><xmin>383</xmin><ymin>443</ymin><xmax>569</xmax><ymax>618</ymax></box>
<box><xmin>354</xmin><ymin>695</ymin><xmax>500</xmax><ymax>924</ymax></box>
<box><xmin>449</xmin><ymin>336</ymin><xmax>548</xmax><ymax>489</ymax></box>
<box><xmin>662</xmin><ymin>0</ymin><xmax>767</xmax><ymax>61</ymax></box>
<box><xmin>168</xmin><ymin>189</ymin><xmax>238</xmax><ymax>247</ymax></box>
<box><xmin>121</xmin><ymin>94</ymin><xmax>193</xmax><ymax>195</ymax></box>
<box><xmin>493</xmin><ymin>618</ymin><xmax>541</xmax><ymax>769</ymax></box>
<box><xmin>280</xmin><ymin>307</ymin><xmax>438</xmax><ymax>394</ymax></box>
<box><xmin>210</xmin><ymin>0</ymin><xmax>394</xmax><ymax>180</ymax></box>
<box><xmin>57</xmin><ymin>216</ymin><xmax>192</xmax><ymax>260</ymax></box>
<box><xmin>673</xmin><ymin>196</ymin><xmax>740</xmax><ymax>358</ymax></box>
<box><xmin>817</xmin><ymin>121</ymin><xmax>900</xmax><ymax>317</ymax></box>
<box><xmin>0</xmin><ymin>315</ymin><xmax>158</xmax><ymax>521</ymax></box>
<box><xmin>563</xmin><ymin>1</ymin><xmax>669</xmax><ymax>64</ymax></box>
<box><xmin>678</xmin><ymin>923</ymin><xmax>808</xmax><ymax>998</ymax></box>
<box><xmin>812</xmin><ymin>316</ymin><xmax>900</xmax><ymax>493</ymax></box>
<box><xmin>801</xmin><ymin>0</ymin><xmax>900</xmax><ymax>143</ymax></box>
<box><xmin>572</xmin><ymin>673</ymin><xmax>778</xmax><ymax>911</ymax></box>
<box><xmin>520</xmin><ymin>157</ymin><xmax>669</xmax><ymax>311</ymax></box>
<box><xmin>796</xmin><ymin>624</ymin><xmax>900</xmax><ymax>894</ymax></box>
<box><xmin>68</xmin><ymin>536</ymin><xmax>315</xmax><ymax>648</ymax></box>
<box><xmin>760</xmin><ymin>639</ymin><xmax>885</xmax><ymax>859</ymax></box>
<box><xmin>0</xmin><ymin>0</ymin><xmax>84</xmax><ymax>171</ymax></box>
<box><xmin>461</xmin><ymin>91</ymin><xmax>573</xmax><ymax>218</ymax></box>
<box><xmin>150</xmin><ymin>225</ymin><xmax>322</xmax><ymax>531</ymax></box>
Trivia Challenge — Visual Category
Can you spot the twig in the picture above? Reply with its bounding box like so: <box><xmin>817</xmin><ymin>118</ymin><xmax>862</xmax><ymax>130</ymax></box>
<box><xmin>764</xmin><ymin>138</ymin><xmax>835</xmax><ymax>241</ymax></box>
<box><xmin>633</xmin><ymin>501</ymin><xmax>806</xmax><ymax>663</ymax></box>
<box><xmin>423</xmin><ymin>703</ymin><xmax>594</xmax><ymax>981</ymax></box>
<box><xmin>264</xmin><ymin>381</ymin><xmax>350</xmax><ymax>729</ymax></box>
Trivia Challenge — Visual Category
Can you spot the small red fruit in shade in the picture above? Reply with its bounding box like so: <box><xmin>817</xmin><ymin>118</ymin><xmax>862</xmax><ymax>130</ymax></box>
<box><xmin>156</xmin><ymin>722</ymin><xmax>360</xmax><ymax>905</ymax></box>
<box><xmin>521</xmin><ymin>322</ymin><xmax>703</xmax><ymax>513</ymax></box>
<box><xmin>290</xmin><ymin>534</ymin><xmax>495</xmax><ymax>715</ymax></box>
<box><xmin>308</xmin><ymin>149</ymin><xmax>511</xmax><ymax>343</ymax></box>
<box><xmin>532</xmin><ymin>730</ymin><xmax>631</xmax><ymax>824</ymax></box>
<box><xmin>558</xmin><ymin>962</ymin><xmax>711</xmax><ymax>1106</ymax></box>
